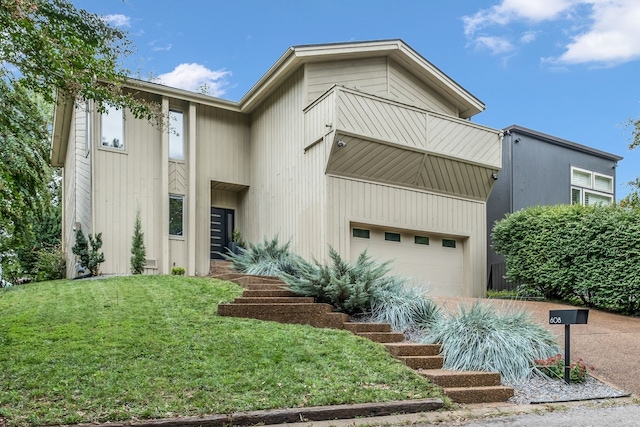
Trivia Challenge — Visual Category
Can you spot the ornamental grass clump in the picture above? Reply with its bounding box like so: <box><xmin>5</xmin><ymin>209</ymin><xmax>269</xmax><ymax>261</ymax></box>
<box><xmin>222</xmin><ymin>236</ymin><xmax>302</xmax><ymax>276</ymax></box>
<box><xmin>370</xmin><ymin>283</ymin><xmax>442</xmax><ymax>332</ymax></box>
<box><xmin>422</xmin><ymin>301</ymin><xmax>560</xmax><ymax>382</ymax></box>
<box><xmin>282</xmin><ymin>247</ymin><xmax>400</xmax><ymax>315</ymax></box>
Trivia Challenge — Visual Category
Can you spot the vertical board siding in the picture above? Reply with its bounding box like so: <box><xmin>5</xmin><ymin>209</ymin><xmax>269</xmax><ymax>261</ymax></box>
<box><xmin>388</xmin><ymin>60</ymin><xmax>457</xmax><ymax>116</ymax></box>
<box><xmin>63</xmin><ymin>109</ymin><xmax>78</xmax><ymax>277</ymax></box>
<box><xmin>304</xmin><ymin>90</ymin><xmax>335</xmax><ymax>147</ymax></box>
<box><xmin>93</xmin><ymin>111</ymin><xmax>163</xmax><ymax>275</ymax></box>
<box><xmin>247</xmin><ymin>67</ymin><xmax>326</xmax><ymax>260</ymax></box>
<box><xmin>195</xmin><ymin>106</ymin><xmax>250</xmax><ymax>275</ymax></box>
<box><xmin>326</xmin><ymin>176</ymin><xmax>486</xmax><ymax>296</ymax></box>
<box><xmin>306</xmin><ymin>58</ymin><xmax>388</xmax><ymax>104</ymax></box>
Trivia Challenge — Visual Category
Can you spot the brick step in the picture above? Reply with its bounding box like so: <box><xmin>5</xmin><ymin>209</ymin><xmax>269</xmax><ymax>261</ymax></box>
<box><xmin>355</xmin><ymin>332</ymin><xmax>404</xmax><ymax>343</ymax></box>
<box><xmin>384</xmin><ymin>343</ymin><xmax>441</xmax><ymax>357</ymax></box>
<box><xmin>442</xmin><ymin>386</ymin><xmax>514</xmax><ymax>404</ymax></box>
<box><xmin>244</xmin><ymin>283</ymin><xmax>288</xmax><ymax>290</ymax></box>
<box><xmin>233</xmin><ymin>297</ymin><xmax>315</xmax><ymax>304</ymax></box>
<box><xmin>343</xmin><ymin>322</ymin><xmax>391</xmax><ymax>333</ymax></box>
<box><xmin>242</xmin><ymin>289</ymin><xmax>298</xmax><ymax>297</ymax></box>
<box><xmin>232</xmin><ymin>276</ymin><xmax>285</xmax><ymax>287</ymax></box>
<box><xmin>218</xmin><ymin>303</ymin><xmax>349</xmax><ymax>329</ymax></box>
<box><xmin>419</xmin><ymin>369</ymin><xmax>501</xmax><ymax>388</ymax></box>
<box><xmin>210</xmin><ymin>261</ymin><xmax>235</xmax><ymax>275</ymax></box>
<box><xmin>210</xmin><ymin>273</ymin><xmax>245</xmax><ymax>281</ymax></box>
<box><xmin>398</xmin><ymin>356</ymin><xmax>443</xmax><ymax>369</ymax></box>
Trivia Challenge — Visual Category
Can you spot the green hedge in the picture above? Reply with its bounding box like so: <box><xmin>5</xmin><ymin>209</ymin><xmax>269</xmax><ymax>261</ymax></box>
<box><xmin>492</xmin><ymin>204</ymin><xmax>640</xmax><ymax>314</ymax></box>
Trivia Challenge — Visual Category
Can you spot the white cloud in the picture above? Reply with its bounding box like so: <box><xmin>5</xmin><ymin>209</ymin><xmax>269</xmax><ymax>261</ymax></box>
<box><xmin>475</xmin><ymin>36</ymin><xmax>515</xmax><ymax>55</ymax></box>
<box><xmin>156</xmin><ymin>63</ymin><xmax>231</xmax><ymax>96</ymax></box>
<box><xmin>102</xmin><ymin>14</ymin><xmax>131</xmax><ymax>27</ymax></box>
<box><xmin>463</xmin><ymin>0</ymin><xmax>640</xmax><ymax>66</ymax></box>
<box><xmin>149</xmin><ymin>40</ymin><xmax>173</xmax><ymax>52</ymax></box>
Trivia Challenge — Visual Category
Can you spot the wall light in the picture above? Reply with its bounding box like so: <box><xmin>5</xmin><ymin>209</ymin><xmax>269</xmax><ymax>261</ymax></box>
<box><xmin>336</xmin><ymin>140</ymin><xmax>346</xmax><ymax>148</ymax></box>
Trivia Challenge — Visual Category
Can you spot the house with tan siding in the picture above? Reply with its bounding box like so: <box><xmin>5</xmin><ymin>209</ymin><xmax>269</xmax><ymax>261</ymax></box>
<box><xmin>51</xmin><ymin>40</ymin><xmax>502</xmax><ymax>297</ymax></box>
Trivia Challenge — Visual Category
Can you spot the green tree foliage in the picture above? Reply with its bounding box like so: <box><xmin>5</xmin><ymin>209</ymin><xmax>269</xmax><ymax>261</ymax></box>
<box><xmin>130</xmin><ymin>210</ymin><xmax>146</xmax><ymax>274</ymax></box>
<box><xmin>71</xmin><ymin>229</ymin><xmax>105</xmax><ymax>277</ymax></box>
<box><xmin>492</xmin><ymin>204</ymin><xmax>640</xmax><ymax>314</ymax></box>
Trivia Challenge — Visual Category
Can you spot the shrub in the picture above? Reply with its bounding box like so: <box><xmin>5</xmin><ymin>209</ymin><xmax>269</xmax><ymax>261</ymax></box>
<box><xmin>535</xmin><ymin>354</ymin><xmax>593</xmax><ymax>383</ymax></box>
<box><xmin>130</xmin><ymin>209</ymin><xmax>146</xmax><ymax>274</ymax></box>
<box><xmin>421</xmin><ymin>301</ymin><xmax>560</xmax><ymax>382</ymax></box>
<box><xmin>283</xmin><ymin>247</ymin><xmax>401</xmax><ymax>315</ymax></box>
<box><xmin>71</xmin><ymin>229</ymin><xmax>105</xmax><ymax>276</ymax></box>
<box><xmin>34</xmin><ymin>245</ymin><xmax>65</xmax><ymax>281</ymax></box>
<box><xmin>370</xmin><ymin>283</ymin><xmax>441</xmax><ymax>331</ymax></box>
<box><xmin>223</xmin><ymin>236</ymin><xmax>302</xmax><ymax>276</ymax></box>
<box><xmin>492</xmin><ymin>204</ymin><xmax>640</xmax><ymax>314</ymax></box>
<box><xmin>171</xmin><ymin>267</ymin><xmax>185</xmax><ymax>276</ymax></box>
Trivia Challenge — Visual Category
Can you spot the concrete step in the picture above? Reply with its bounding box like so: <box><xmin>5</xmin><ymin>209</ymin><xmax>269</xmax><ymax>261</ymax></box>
<box><xmin>384</xmin><ymin>343</ymin><xmax>441</xmax><ymax>357</ymax></box>
<box><xmin>242</xmin><ymin>289</ymin><xmax>298</xmax><ymax>297</ymax></box>
<box><xmin>355</xmin><ymin>332</ymin><xmax>405</xmax><ymax>343</ymax></box>
<box><xmin>442</xmin><ymin>385</ymin><xmax>514</xmax><ymax>404</ymax></box>
<box><xmin>398</xmin><ymin>356</ymin><xmax>443</xmax><ymax>369</ymax></box>
<box><xmin>233</xmin><ymin>297</ymin><xmax>315</xmax><ymax>304</ymax></box>
<box><xmin>343</xmin><ymin>323</ymin><xmax>391</xmax><ymax>333</ymax></box>
<box><xmin>218</xmin><ymin>303</ymin><xmax>349</xmax><ymax>329</ymax></box>
<box><xmin>232</xmin><ymin>276</ymin><xmax>285</xmax><ymax>287</ymax></box>
<box><xmin>419</xmin><ymin>369</ymin><xmax>502</xmax><ymax>388</ymax></box>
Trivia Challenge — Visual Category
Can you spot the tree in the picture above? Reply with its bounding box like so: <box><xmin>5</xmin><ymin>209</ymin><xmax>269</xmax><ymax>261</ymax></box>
<box><xmin>130</xmin><ymin>210</ymin><xmax>146</xmax><ymax>274</ymax></box>
<box><xmin>620</xmin><ymin>117</ymin><xmax>640</xmax><ymax>207</ymax></box>
<box><xmin>1</xmin><ymin>0</ymin><xmax>161</xmax><ymax>266</ymax></box>
<box><xmin>71</xmin><ymin>229</ymin><xmax>105</xmax><ymax>277</ymax></box>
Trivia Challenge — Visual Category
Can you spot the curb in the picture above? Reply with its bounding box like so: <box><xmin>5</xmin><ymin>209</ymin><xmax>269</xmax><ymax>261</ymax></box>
<box><xmin>67</xmin><ymin>398</ymin><xmax>443</xmax><ymax>427</ymax></box>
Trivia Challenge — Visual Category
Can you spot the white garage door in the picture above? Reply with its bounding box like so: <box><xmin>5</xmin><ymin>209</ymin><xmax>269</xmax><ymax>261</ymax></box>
<box><xmin>349</xmin><ymin>226</ymin><xmax>464</xmax><ymax>297</ymax></box>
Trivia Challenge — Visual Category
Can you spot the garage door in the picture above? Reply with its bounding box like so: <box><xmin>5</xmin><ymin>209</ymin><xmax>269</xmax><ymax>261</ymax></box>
<box><xmin>349</xmin><ymin>226</ymin><xmax>464</xmax><ymax>297</ymax></box>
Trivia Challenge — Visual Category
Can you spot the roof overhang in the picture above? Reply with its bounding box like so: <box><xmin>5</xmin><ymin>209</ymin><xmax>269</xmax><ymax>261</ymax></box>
<box><xmin>50</xmin><ymin>92</ymin><xmax>75</xmax><ymax>167</ymax></box>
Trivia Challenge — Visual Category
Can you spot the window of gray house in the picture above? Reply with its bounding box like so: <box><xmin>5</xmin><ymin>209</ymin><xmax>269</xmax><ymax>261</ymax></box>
<box><xmin>169</xmin><ymin>195</ymin><xmax>184</xmax><ymax>236</ymax></box>
<box><xmin>101</xmin><ymin>105</ymin><xmax>124</xmax><ymax>149</ymax></box>
<box><xmin>169</xmin><ymin>110</ymin><xmax>184</xmax><ymax>160</ymax></box>
<box><xmin>570</xmin><ymin>167</ymin><xmax>613</xmax><ymax>206</ymax></box>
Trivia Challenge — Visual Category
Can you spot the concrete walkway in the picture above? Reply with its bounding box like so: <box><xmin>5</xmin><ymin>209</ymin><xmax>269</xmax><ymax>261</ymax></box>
<box><xmin>432</xmin><ymin>297</ymin><xmax>640</xmax><ymax>396</ymax></box>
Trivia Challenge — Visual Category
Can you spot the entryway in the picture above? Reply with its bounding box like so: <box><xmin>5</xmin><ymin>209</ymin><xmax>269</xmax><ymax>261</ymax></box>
<box><xmin>211</xmin><ymin>207</ymin><xmax>234</xmax><ymax>260</ymax></box>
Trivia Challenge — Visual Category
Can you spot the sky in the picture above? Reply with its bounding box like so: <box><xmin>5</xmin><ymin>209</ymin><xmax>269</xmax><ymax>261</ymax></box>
<box><xmin>78</xmin><ymin>0</ymin><xmax>640</xmax><ymax>198</ymax></box>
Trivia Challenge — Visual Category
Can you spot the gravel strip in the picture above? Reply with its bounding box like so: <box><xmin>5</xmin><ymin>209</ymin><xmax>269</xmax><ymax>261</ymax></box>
<box><xmin>506</xmin><ymin>375</ymin><xmax>630</xmax><ymax>404</ymax></box>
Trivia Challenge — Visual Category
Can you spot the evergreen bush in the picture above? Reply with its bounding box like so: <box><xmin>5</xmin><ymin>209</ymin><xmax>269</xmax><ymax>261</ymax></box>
<box><xmin>130</xmin><ymin>210</ymin><xmax>146</xmax><ymax>274</ymax></box>
<box><xmin>283</xmin><ymin>247</ymin><xmax>400</xmax><ymax>315</ymax></box>
<box><xmin>71</xmin><ymin>229</ymin><xmax>105</xmax><ymax>276</ymax></box>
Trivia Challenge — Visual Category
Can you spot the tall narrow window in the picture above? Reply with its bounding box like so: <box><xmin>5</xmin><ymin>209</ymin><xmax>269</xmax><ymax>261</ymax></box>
<box><xmin>169</xmin><ymin>195</ymin><xmax>184</xmax><ymax>236</ymax></box>
<box><xmin>169</xmin><ymin>110</ymin><xmax>184</xmax><ymax>160</ymax></box>
<box><xmin>101</xmin><ymin>105</ymin><xmax>124</xmax><ymax>149</ymax></box>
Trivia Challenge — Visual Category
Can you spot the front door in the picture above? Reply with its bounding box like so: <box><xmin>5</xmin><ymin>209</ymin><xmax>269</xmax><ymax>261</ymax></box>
<box><xmin>211</xmin><ymin>207</ymin><xmax>234</xmax><ymax>259</ymax></box>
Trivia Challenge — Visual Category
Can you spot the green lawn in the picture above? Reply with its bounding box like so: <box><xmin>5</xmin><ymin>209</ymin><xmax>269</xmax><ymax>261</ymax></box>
<box><xmin>0</xmin><ymin>276</ymin><xmax>445</xmax><ymax>426</ymax></box>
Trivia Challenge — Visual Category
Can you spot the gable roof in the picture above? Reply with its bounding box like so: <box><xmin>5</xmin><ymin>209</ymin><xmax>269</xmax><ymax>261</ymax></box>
<box><xmin>504</xmin><ymin>124</ymin><xmax>623</xmax><ymax>162</ymax></box>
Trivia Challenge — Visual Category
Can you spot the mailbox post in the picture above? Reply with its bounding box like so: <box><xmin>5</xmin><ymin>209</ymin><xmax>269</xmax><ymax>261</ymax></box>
<box><xmin>549</xmin><ymin>309</ymin><xmax>589</xmax><ymax>384</ymax></box>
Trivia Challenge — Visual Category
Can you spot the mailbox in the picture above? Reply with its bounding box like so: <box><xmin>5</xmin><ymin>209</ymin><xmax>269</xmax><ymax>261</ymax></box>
<box><xmin>549</xmin><ymin>309</ymin><xmax>589</xmax><ymax>325</ymax></box>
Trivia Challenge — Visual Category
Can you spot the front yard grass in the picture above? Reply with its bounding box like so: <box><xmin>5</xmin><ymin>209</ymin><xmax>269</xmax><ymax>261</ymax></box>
<box><xmin>0</xmin><ymin>276</ymin><xmax>445</xmax><ymax>426</ymax></box>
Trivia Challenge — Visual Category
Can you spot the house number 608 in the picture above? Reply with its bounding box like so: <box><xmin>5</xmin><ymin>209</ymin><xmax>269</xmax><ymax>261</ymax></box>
<box><xmin>549</xmin><ymin>316</ymin><xmax>563</xmax><ymax>324</ymax></box>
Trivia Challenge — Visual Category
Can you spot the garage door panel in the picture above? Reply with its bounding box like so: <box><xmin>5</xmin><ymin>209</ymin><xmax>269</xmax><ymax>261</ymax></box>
<box><xmin>350</xmin><ymin>226</ymin><xmax>464</xmax><ymax>297</ymax></box>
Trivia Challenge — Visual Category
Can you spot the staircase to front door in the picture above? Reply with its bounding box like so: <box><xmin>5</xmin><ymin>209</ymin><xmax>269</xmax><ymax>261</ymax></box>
<box><xmin>212</xmin><ymin>261</ymin><xmax>514</xmax><ymax>404</ymax></box>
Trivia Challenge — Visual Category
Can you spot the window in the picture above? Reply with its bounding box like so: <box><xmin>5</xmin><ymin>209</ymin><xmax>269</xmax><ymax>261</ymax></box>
<box><xmin>169</xmin><ymin>110</ymin><xmax>184</xmax><ymax>160</ymax></box>
<box><xmin>352</xmin><ymin>228</ymin><xmax>370</xmax><ymax>239</ymax></box>
<box><xmin>442</xmin><ymin>239</ymin><xmax>456</xmax><ymax>248</ymax></box>
<box><xmin>169</xmin><ymin>195</ymin><xmax>184</xmax><ymax>236</ymax></box>
<box><xmin>414</xmin><ymin>236</ymin><xmax>430</xmax><ymax>245</ymax></box>
<box><xmin>570</xmin><ymin>167</ymin><xmax>614</xmax><ymax>206</ymax></box>
<box><xmin>101</xmin><ymin>105</ymin><xmax>124</xmax><ymax>149</ymax></box>
<box><xmin>385</xmin><ymin>232</ymin><xmax>401</xmax><ymax>242</ymax></box>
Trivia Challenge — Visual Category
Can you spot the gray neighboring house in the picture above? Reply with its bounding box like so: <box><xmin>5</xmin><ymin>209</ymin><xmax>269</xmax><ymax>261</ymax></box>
<box><xmin>486</xmin><ymin>124</ymin><xmax>623</xmax><ymax>290</ymax></box>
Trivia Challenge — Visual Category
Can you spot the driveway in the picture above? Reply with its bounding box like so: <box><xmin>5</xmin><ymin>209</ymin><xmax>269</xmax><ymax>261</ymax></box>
<box><xmin>432</xmin><ymin>297</ymin><xmax>640</xmax><ymax>396</ymax></box>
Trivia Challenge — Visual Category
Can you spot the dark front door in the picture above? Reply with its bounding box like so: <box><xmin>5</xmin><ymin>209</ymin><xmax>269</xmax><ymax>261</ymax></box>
<box><xmin>211</xmin><ymin>207</ymin><xmax>234</xmax><ymax>259</ymax></box>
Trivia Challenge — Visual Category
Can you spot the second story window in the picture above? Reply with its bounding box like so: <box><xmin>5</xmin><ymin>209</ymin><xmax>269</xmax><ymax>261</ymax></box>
<box><xmin>169</xmin><ymin>110</ymin><xmax>184</xmax><ymax>160</ymax></box>
<box><xmin>571</xmin><ymin>167</ymin><xmax>614</xmax><ymax>206</ymax></box>
<box><xmin>101</xmin><ymin>105</ymin><xmax>124</xmax><ymax>149</ymax></box>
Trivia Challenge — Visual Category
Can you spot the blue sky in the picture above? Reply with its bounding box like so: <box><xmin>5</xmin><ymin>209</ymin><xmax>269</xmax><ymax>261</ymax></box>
<box><xmin>80</xmin><ymin>0</ymin><xmax>640</xmax><ymax>197</ymax></box>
